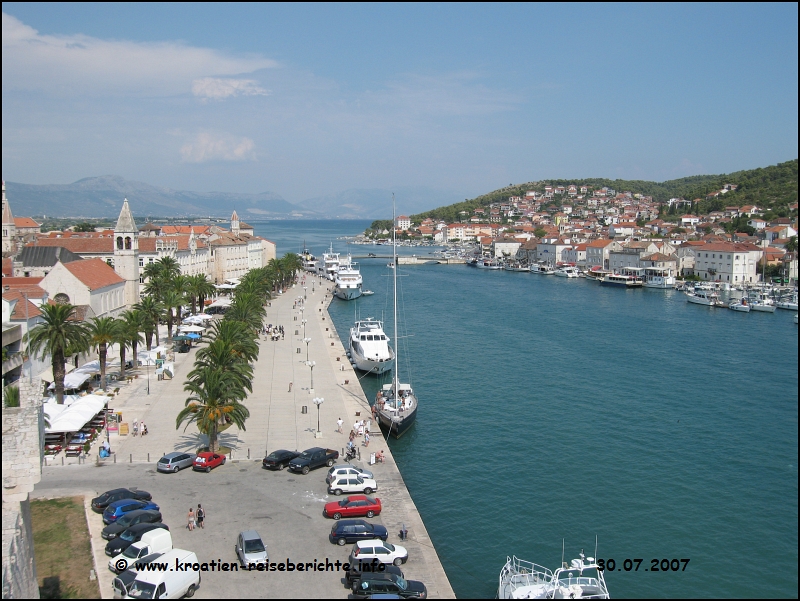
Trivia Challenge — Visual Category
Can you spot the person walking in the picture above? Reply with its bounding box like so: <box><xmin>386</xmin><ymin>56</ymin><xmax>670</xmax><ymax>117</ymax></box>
<box><xmin>337</xmin><ymin>418</ymin><xmax>343</xmax><ymax>433</ymax></box>
<box><xmin>196</xmin><ymin>504</ymin><xmax>205</xmax><ymax>529</ymax></box>
<box><xmin>364</xmin><ymin>431</ymin><xmax>370</xmax><ymax>447</ymax></box>
<box><xmin>288</xmin><ymin>382</ymin><xmax>293</xmax><ymax>392</ymax></box>
<box><xmin>187</xmin><ymin>507</ymin><xmax>195</xmax><ymax>531</ymax></box>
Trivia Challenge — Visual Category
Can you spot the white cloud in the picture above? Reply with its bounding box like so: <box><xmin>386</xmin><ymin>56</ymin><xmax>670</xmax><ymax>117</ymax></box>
<box><xmin>1</xmin><ymin>12</ymin><xmax>276</xmax><ymax>96</ymax></box>
<box><xmin>191</xmin><ymin>77</ymin><xmax>270</xmax><ymax>100</ymax></box>
<box><xmin>180</xmin><ymin>133</ymin><xmax>256</xmax><ymax>163</ymax></box>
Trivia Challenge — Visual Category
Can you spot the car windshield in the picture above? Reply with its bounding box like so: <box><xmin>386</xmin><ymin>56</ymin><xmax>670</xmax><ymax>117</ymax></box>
<box><xmin>244</xmin><ymin>539</ymin><xmax>265</xmax><ymax>553</ymax></box>
<box><xmin>384</xmin><ymin>542</ymin><xmax>395</xmax><ymax>552</ymax></box>
<box><xmin>395</xmin><ymin>576</ymin><xmax>408</xmax><ymax>590</ymax></box>
<box><xmin>127</xmin><ymin>580</ymin><xmax>156</xmax><ymax>599</ymax></box>
<box><xmin>96</xmin><ymin>493</ymin><xmax>110</xmax><ymax>503</ymax></box>
<box><xmin>116</xmin><ymin>514</ymin><xmax>134</xmax><ymax>527</ymax></box>
<box><xmin>267</xmin><ymin>452</ymin><xmax>281</xmax><ymax>460</ymax></box>
<box><xmin>122</xmin><ymin>545</ymin><xmax>142</xmax><ymax>559</ymax></box>
<box><xmin>119</xmin><ymin>529</ymin><xmax>137</xmax><ymax>542</ymax></box>
<box><xmin>298</xmin><ymin>451</ymin><xmax>312</xmax><ymax>459</ymax></box>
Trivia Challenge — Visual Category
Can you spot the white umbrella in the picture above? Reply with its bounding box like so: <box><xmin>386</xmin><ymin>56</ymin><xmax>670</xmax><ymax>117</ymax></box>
<box><xmin>179</xmin><ymin>325</ymin><xmax>205</xmax><ymax>333</ymax></box>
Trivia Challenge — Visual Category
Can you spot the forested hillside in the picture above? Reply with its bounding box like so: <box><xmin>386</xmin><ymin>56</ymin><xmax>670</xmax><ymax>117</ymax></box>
<box><xmin>411</xmin><ymin>159</ymin><xmax>797</xmax><ymax>223</ymax></box>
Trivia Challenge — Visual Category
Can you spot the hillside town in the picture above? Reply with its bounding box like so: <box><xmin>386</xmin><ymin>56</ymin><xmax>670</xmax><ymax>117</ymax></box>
<box><xmin>388</xmin><ymin>183</ymin><xmax>798</xmax><ymax>284</ymax></box>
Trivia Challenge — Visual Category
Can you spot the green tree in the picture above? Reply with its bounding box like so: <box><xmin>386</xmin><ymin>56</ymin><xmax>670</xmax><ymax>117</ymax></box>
<box><xmin>3</xmin><ymin>386</ymin><xmax>20</xmax><ymax>408</ymax></box>
<box><xmin>161</xmin><ymin>289</ymin><xmax>184</xmax><ymax>341</ymax></box>
<box><xmin>26</xmin><ymin>304</ymin><xmax>90</xmax><ymax>404</ymax></box>
<box><xmin>117</xmin><ymin>310</ymin><xmax>144</xmax><ymax>378</ymax></box>
<box><xmin>86</xmin><ymin>317</ymin><xmax>121</xmax><ymax>390</ymax></box>
<box><xmin>786</xmin><ymin>236</ymin><xmax>797</xmax><ymax>253</ymax></box>
<box><xmin>187</xmin><ymin>274</ymin><xmax>215</xmax><ymax>315</ymax></box>
<box><xmin>73</xmin><ymin>222</ymin><xmax>96</xmax><ymax>233</ymax></box>
<box><xmin>134</xmin><ymin>296</ymin><xmax>163</xmax><ymax>349</ymax></box>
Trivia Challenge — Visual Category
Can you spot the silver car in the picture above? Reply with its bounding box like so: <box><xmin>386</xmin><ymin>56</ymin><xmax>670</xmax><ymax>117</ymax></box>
<box><xmin>157</xmin><ymin>452</ymin><xmax>196</xmax><ymax>473</ymax></box>
<box><xmin>236</xmin><ymin>530</ymin><xmax>268</xmax><ymax>568</ymax></box>
<box><xmin>326</xmin><ymin>464</ymin><xmax>374</xmax><ymax>485</ymax></box>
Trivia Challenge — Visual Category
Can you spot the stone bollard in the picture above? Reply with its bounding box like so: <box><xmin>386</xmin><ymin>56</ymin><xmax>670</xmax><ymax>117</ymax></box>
<box><xmin>130</xmin><ymin>454</ymin><xmax>132</xmax><ymax>463</ymax></box>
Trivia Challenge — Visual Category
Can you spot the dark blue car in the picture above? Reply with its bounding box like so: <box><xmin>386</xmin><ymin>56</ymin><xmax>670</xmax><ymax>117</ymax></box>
<box><xmin>103</xmin><ymin>499</ymin><xmax>160</xmax><ymax>525</ymax></box>
<box><xmin>329</xmin><ymin>519</ymin><xmax>389</xmax><ymax>546</ymax></box>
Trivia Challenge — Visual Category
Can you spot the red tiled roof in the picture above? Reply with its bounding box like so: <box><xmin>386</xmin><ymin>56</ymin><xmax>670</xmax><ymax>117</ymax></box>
<box><xmin>63</xmin><ymin>259</ymin><xmax>124</xmax><ymax>290</ymax></box>
<box><xmin>2</xmin><ymin>291</ymin><xmax>44</xmax><ymax>319</ymax></box>
<box><xmin>139</xmin><ymin>236</ymin><xmax>207</xmax><ymax>252</ymax></box>
<box><xmin>14</xmin><ymin>217</ymin><xmax>40</xmax><ymax>228</ymax></box>
<box><xmin>2</xmin><ymin>258</ymin><xmax>12</xmax><ymax>277</ymax></box>
<box><xmin>2</xmin><ymin>276</ymin><xmax>44</xmax><ymax>287</ymax></box>
<box><xmin>32</xmin><ymin>237</ymin><xmax>114</xmax><ymax>253</ymax></box>
<box><xmin>160</xmin><ymin>225</ymin><xmax>212</xmax><ymax>235</ymax></box>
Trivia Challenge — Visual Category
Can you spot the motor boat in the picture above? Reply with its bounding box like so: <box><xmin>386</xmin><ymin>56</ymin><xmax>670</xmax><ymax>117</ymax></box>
<box><xmin>317</xmin><ymin>245</ymin><xmax>341</xmax><ymax>281</ymax></box>
<box><xmin>686</xmin><ymin>289</ymin><xmax>722</xmax><ymax>306</ymax></box>
<box><xmin>554</xmin><ymin>266</ymin><xmax>580</xmax><ymax>278</ymax></box>
<box><xmin>530</xmin><ymin>262</ymin><xmax>555</xmax><ymax>275</ymax></box>
<box><xmin>643</xmin><ymin>267</ymin><xmax>676</xmax><ymax>289</ymax></box>
<box><xmin>498</xmin><ymin>549</ymin><xmax>609</xmax><ymax>599</ymax></box>
<box><xmin>349</xmin><ymin>319</ymin><xmax>394</xmax><ymax>374</ymax></box>
<box><xmin>728</xmin><ymin>297</ymin><xmax>751</xmax><ymax>312</ymax></box>
<box><xmin>333</xmin><ymin>256</ymin><xmax>363</xmax><ymax>300</ymax></box>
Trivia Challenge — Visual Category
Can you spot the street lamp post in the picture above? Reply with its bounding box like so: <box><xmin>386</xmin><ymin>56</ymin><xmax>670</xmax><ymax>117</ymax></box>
<box><xmin>312</xmin><ymin>397</ymin><xmax>324</xmax><ymax>438</ymax></box>
<box><xmin>303</xmin><ymin>337</ymin><xmax>311</xmax><ymax>361</ymax></box>
<box><xmin>306</xmin><ymin>360</ymin><xmax>315</xmax><ymax>393</ymax></box>
<box><xmin>303</xmin><ymin>286</ymin><xmax>307</xmax><ymax>300</ymax></box>
<box><xmin>301</xmin><ymin>319</ymin><xmax>307</xmax><ymax>339</ymax></box>
<box><xmin>146</xmin><ymin>355</ymin><xmax>150</xmax><ymax>395</ymax></box>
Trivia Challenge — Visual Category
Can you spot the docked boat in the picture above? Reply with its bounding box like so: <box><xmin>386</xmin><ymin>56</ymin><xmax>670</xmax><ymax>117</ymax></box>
<box><xmin>333</xmin><ymin>256</ymin><xmax>363</xmax><ymax>300</ymax></box>
<box><xmin>475</xmin><ymin>257</ymin><xmax>504</xmax><ymax>269</ymax></box>
<box><xmin>498</xmin><ymin>549</ymin><xmax>609</xmax><ymax>600</ymax></box>
<box><xmin>686</xmin><ymin>289</ymin><xmax>722</xmax><ymax>306</ymax></box>
<box><xmin>554</xmin><ymin>266</ymin><xmax>580</xmax><ymax>278</ymax></box>
<box><xmin>643</xmin><ymin>267</ymin><xmax>676</xmax><ymax>289</ymax></box>
<box><xmin>775</xmin><ymin>293</ymin><xmax>798</xmax><ymax>311</ymax></box>
<box><xmin>301</xmin><ymin>245</ymin><xmax>318</xmax><ymax>273</ymax></box>
<box><xmin>728</xmin><ymin>297</ymin><xmax>751</xmax><ymax>312</ymax></box>
<box><xmin>530</xmin><ymin>262</ymin><xmax>555</xmax><ymax>275</ymax></box>
<box><xmin>349</xmin><ymin>319</ymin><xmax>394</xmax><ymax>374</ymax></box>
<box><xmin>317</xmin><ymin>245</ymin><xmax>341</xmax><ymax>281</ymax></box>
<box><xmin>375</xmin><ymin>196</ymin><xmax>418</xmax><ymax>439</ymax></box>
<box><xmin>749</xmin><ymin>294</ymin><xmax>776</xmax><ymax>313</ymax></box>
<box><xmin>599</xmin><ymin>271</ymin><xmax>644</xmax><ymax>287</ymax></box>
<box><xmin>504</xmin><ymin>261</ymin><xmax>531</xmax><ymax>272</ymax></box>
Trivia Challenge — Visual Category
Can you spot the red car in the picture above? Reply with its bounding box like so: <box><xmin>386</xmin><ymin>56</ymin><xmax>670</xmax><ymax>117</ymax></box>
<box><xmin>323</xmin><ymin>495</ymin><xmax>382</xmax><ymax>520</ymax></box>
<box><xmin>192</xmin><ymin>452</ymin><xmax>226</xmax><ymax>472</ymax></box>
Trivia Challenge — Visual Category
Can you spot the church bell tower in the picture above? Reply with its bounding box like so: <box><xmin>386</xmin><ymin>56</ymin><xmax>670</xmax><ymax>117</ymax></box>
<box><xmin>114</xmin><ymin>198</ymin><xmax>140</xmax><ymax>307</ymax></box>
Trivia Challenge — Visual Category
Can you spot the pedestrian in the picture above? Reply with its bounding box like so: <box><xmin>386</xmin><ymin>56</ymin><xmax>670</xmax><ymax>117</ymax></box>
<box><xmin>353</xmin><ymin>421</ymin><xmax>360</xmax><ymax>436</ymax></box>
<box><xmin>364</xmin><ymin>431</ymin><xmax>370</xmax><ymax>447</ymax></box>
<box><xmin>196</xmin><ymin>504</ymin><xmax>205</xmax><ymax>529</ymax></box>
<box><xmin>337</xmin><ymin>418</ymin><xmax>343</xmax><ymax>434</ymax></box>
<box><xmin>141</xmin><ymin>422</ymin><xmax>148</xmax><ymax>436</ymax></box>
<box><xmin>188</xmin><ymin>507</ymin><xmax>195</xmax><ymax>531</ymax></box>
<box><xmin>289</xmin><ymin>382</ymin><xmax>293</xmax><ymax>392</ymax></box>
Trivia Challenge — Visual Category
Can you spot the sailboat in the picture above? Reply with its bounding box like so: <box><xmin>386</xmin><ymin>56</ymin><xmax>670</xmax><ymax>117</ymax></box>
<box><xmin>375</xmin><ymin>195</ymin><xmax>418</xmax><ymax>439</ymax></box>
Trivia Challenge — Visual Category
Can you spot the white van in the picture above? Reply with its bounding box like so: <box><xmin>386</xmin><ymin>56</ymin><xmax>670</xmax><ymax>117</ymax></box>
<box><xmin>109</xmin><ymin>529</ymin><xmax>173</xmax><ymax>572</ymax></box>
<box><xmin>126</xmin><ymin>549</ymin><xmax>200</xmax><ymax>599</ymax></box>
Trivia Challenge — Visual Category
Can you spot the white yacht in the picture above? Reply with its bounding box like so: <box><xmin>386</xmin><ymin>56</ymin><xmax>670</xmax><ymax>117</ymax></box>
<box><xmin>300</xmin><ymin>244</ymin><xmax>318</xmax><ymax>273</ymax></box>
<box><xmin>317</xmin><ymin>245</ymin><xmax>341</xmax><ymax>281</ymax></box>
<box><xmin>531</xmin><ymin>262</ymin><xmax>555</xmax><ymax>275</ymax></box>
<box><xmin>728</xmin><ymin>297</ymin><xmax>751</xmax><ymax>312</ymax></box>
<box><xmin>349</xmin><ymin>319</ymin><xmax>394</xmax><ymax>374</ymax></box>
<box><xmin>686</xmin><ymin>289</ymin><xmax>722</xmax><ymax>306</ymax></box>
<box><xmin>643</xmin><ymin>267</ymin><xmax>676</xmax><ymax>289</ymax></box>
<box><xmin>498</xmin><ymin>550</ymin><xmax>609</xmax><ymax>600</ymax></box>
<box><xmin>775</xmin><ymin>292</ymin><xmax>798</xmax><ymax>311</ymax></box>
<box><xmin>333</xmin><ymin>256</ymin><xmax>363</xmax><ymax>300</ymax></box>
<box><xmin>749</xmin><ymin>292</ymin><xmax>776</xmax><ymax>313</ymax></box>
<box><xmin>554</xmin><ymin>266</ymin><xmax>580</xmax><ymax>278</ymax></box>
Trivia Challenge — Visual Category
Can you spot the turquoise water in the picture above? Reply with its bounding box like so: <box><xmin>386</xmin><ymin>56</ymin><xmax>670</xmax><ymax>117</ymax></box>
<box><xmin>257</xmin><ymin>221</ymin><xmax>799</xmax><ymax>598</ymax></box>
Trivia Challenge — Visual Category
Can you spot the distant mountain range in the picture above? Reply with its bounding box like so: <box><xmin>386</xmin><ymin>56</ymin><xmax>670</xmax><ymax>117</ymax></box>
<box><xmin>3</xmin><ymin>176</ymin><xmax>467</xmax><ymax>220</ymax></box>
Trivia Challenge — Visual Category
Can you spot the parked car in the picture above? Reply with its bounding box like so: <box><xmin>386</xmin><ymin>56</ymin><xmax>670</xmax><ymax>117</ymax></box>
<box><xmin>157</xmin><ymin>452</ymin><xmax>197</xmax><ymax>473</ymax></box>
<box><xmin>328</xmin><ymin>476</ymin><xmax>378</xmax><ymax>496</ymax></box>
<box><xmin>105</xmin><ymin>523</ymin><xmax>169</xmax><ymax>557</ymax></box>
<box><xmin>346</xmin><ymin>561</ymin><xmax>403</xmax><ymax>586</ymax></box>
<box><xmin>326</xmin><ymin>464</ymin><xmax>374</xmax><ymax>484</ymax></box>
<box><xmin>234</xmin><ymin>530</ymin><xmax>268</xmax><ymax>567</ymax></box>
<box><xmin>323</xmin><ymin>495</ymin><xmax>382</xmax><ymax>520</ymax></box>
<box><xmin>288</xmin><ymin>447</ymin><xmax>339</xmax><ymax>474</ymax></box>
<box><xmin>103</xmin><ymin>499</ymin><xmax>160</xmax><ymax>525</ymax></box>
<box><xmin>193</xmin><ymin>452</ymin><xmax>226</xmax><ymax>472</ymax></box>
<box><xmin>112</xmin><ymin>553</ymin><xmax>165</xmax><ymax>598</ymax></box>
<box><xmin>127</xmin><ymin>549</ymin><xmax>199</xmax><ymax>598</ymax></box>
<box><xmin>102</xmin><ymin>509</ymin><xmax>163</xmax><ymax>539</ymax></box>
<box><xmin>330</xmin><ymin>519</ymin><xmax>388</xmax><ymax>546</ymax></box>
<box><xmin>351</xmin><ymin>572</ymin><xmax>427</xmax><ymax>598</ymax></box>
<box><xmin>108</xmin><ymin>530</ymin><xmax>173</xmax><ymax>573</ymax></box>
<box><xmin>350</xmin><ymin>539</ymin><xmax>409</xmax><ymax>567</ymax></box>
<box><xmin>91</xmin><ymin>488</ymin><xmax>151</xmax><ymax>513</ymax></box>
<box><xmin>262</xmin><ymin>449</ymin><xmax>300</xmax><ymax>470</ymax></box>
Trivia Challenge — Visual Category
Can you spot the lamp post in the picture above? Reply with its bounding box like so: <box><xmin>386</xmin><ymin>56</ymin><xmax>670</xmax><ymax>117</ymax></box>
<box><xmin>301</xmin><ymin>319</ymin><xmax>307</xmax><ymax>339</ymax></box>
<box><xmin>312</xmin><ymin>397</ymin><xmax>324</xmax><ymax>438</ymax></box>
<box><xmin>306</xmin><ymin>360</ymin><xmax>315</xmax><ymax>393</ymax></box>
<box><xmin>146</xmin><ymin>354</ymin><xmax>150</xmax><ymax>395</ymax></box>
<box><xmin>303</xmin><ymin>337</ymin><xmax>311</xmax><ymax>361</ymax></box>
<box><xmin>303</xmin><ymin>286</ymin><xmax>307</xmax><ymax>300</ymax></box>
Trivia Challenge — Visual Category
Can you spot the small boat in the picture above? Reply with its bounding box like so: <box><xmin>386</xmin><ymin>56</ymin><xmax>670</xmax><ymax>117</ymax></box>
<box><xmin>728</xmin><ymin>297</ymin><xmax>751</xmax><ymax>312</ymax></box>
<box><xmin>361</xmin><ymin>290</ymin><xmax>375</xmax><ymax>296</ymax></box>
<box><xmin>554</xmin><ymin>266</ymin><xmax>580</xmax><ymax>278</ymax></box>
<box><xmin>686</xmin><ymin>289</ymin><xmax>722</xmax><ymax>306</ymax></box>
<box><xmin>475</xmin><ymin>258</ymin><xmax>503</xmax><ymax>269</ymax></box>
<box><xmin>498</xmin><ymin>549</ymin><xmax>609</xmax><ymax>600</ymax></box>
<box><xmin>775</xmin><ymin>293</ymin><xmax>798</xmax><ymax>311</ymax></box>
<box><xmin>530</xmin><ymin>262</ymin><xmax>555</xmax><ymax>275</ymax></box>
<box><xmin>600</xmin><ymin>272</ymin><xmax>644</xmax><ymax>287</ymax></box>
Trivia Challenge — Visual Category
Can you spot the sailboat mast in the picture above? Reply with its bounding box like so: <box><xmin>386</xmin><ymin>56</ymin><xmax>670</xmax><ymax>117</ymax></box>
<box><xmin>392</xmin><ymin>194</ymin><xmax>399</xmax><ymax>405</ymax></box>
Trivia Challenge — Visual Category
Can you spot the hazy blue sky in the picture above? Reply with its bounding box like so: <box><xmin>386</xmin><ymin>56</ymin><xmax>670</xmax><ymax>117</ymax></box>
<box><xmin>2</xmin><ymin>3</ymin><xmax>797</xmax><ymax>202</ymax></box>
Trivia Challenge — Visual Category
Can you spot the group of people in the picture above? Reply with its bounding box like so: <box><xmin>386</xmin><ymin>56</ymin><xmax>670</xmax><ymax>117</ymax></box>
<box><xmin>132</xmin><ymin>420</ymin><xmax>148</xmax><ymax>437</ymax></box>
<box><xmin>187</xmin><ymin>504</ymin><xmax>205</xmax><ymax>531</ymax></box>
<box><xmin>261</xmin><ymin>324</ymin><xmax>284</xmax><ymax>341</ymax></box>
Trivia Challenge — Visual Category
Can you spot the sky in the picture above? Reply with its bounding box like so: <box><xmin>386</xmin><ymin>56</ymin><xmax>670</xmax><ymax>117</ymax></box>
<box><xmin>2</xmin><ymin>2</ymin><xmax>797</xmax><ymax>203</ymax></box>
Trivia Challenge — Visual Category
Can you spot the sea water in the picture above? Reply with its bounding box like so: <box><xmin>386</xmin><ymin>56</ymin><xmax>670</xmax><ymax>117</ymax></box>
<box><xmin>256</xmin><ymin>220</ymin><xmax>799</xmax><ymax>598</ymax></box>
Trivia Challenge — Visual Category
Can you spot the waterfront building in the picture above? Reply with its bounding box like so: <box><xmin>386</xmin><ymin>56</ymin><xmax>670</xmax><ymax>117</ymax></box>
<box><xmin>585</xmin><ymin>239</ymin><xmax>620</xmax><ymax>270</ymax></box>
<box><xmin>692</xmin><ymin>242</ymin><xmax>762</xmax><ymax>283</ymax></box>
<box><xmin>207</xmin><ymin>210</ymin><xmax>276</xmax><ymax>283</ymax></box>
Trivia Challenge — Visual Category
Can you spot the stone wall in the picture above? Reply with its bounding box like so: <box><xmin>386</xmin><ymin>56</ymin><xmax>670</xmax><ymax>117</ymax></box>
<box><xmin>2</xmin><ymin>379</ymin><xmax>42</xmax><ymax>598</ymax></box>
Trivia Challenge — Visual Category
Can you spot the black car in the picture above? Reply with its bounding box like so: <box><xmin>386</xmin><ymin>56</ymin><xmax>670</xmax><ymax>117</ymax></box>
<box><xmin>262</xmin><ymin>449</ymin><xmax>300</xmax><ymax>470</ymax></box>
<box><xmin>104</xmin><ymin>523</ymin><xmax>169</xmax><ymax>557</ymax></box>
<box><xmin>111</xmin><ymin>553</ymin><xmax>164</xmax><ymax>597</ymax></box>
<box><xmin>91</xmin><ymin>488</ymin><xmax>152</xmax><ymax>513</ymax></box>
<box><xmin>352</xmin><ymin>572</ymin><xmax>427</xmax><ymax>598</ymax></box>
<box><xmin>330</xmin><ymin>519</ymin><xmax>389</xmax><ymax>546</ymax></box>
<box><xmin>346</xmin><ymin>562</ymin><xmax>403</xmax><ymax>586</ymax></box>
<box><xmin>102</xmin><ymin>510</ymin><xmax>163</xmax><ymax>540</ymax></box>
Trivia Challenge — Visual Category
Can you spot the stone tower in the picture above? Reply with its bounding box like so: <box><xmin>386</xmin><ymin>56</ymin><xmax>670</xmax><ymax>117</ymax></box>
<box><xmin>2</xmin><ymin>181</ymin><xmax>17</xmax><ymax>254</ymax></box>
<box><xmin>114</xmin><ymin>198</ymin><xmax>140</xmax><ymax>307</ymax></box>
<box><xmin>230</xmin><ymin>209</ymin><xmax>240</xmax><ymax>236</ymax></box>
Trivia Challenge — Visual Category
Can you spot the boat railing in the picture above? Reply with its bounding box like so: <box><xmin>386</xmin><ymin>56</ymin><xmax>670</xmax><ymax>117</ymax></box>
<box><xmin>499</xmin><ymin>556</ymin><xmax>554</xmax><ymax>592</ymax></box>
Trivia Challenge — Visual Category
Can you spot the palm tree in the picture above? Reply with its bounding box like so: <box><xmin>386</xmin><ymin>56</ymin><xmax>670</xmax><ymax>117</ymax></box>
<box><xmin>161</xmin><ymin>289</ymin><xmax>184</xmax><ymax>341</ymax></box>
<box><xmin>134</xmin><ymin>296</ymin><xmax>163</xmax><ymax>349</ymax></box>
<box><xmin>177</xmin><ymin>366</ymin><xmax>250</xmax><ymax>453</ymax></box>
<box><xmin>190</xmin><ymin>338</ymin><xmax>255</xmax><ymax>392</ymax></box>
<box><xmin>118</xmin><ymin>310</ymin><xmax>145</xmax><ymax>378</ymax></box>
<box><xmin>225</xmin><ymin>293</ymin><xmax>266</xmax><ymax>333</ymax></box>
<box><xmin>187</xmin><ymin>274</ymin><xmax>215</xmax><ymax>315</ymax></box>
<box><xmin>87</xmin><ymin>317</ymin><xmax>121</xmax><ymax>390</ymax></box>
<box><xmin>26</xmin><ymin>303</ymin><xmax>90</xmax><ymax>404</ymax></box>
<box><xmin>156</xmin><ymin>256</ymin><xmax>181</xmax><ymax>279</ymax></box>
<box><xmin>206</xmin><ymin>320</ymin><xmax>259</xmax><ymax>364</ymax></box>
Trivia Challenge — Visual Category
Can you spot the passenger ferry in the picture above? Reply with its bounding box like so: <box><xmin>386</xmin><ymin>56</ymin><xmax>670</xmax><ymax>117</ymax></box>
<box><xmin>600</xmin><ymin>268</ymin><xmax>644</xmax><ymax>287</ymax></box>
<box><xmin>643</xmin><ymin>267</ymin><xmax>676</xmax><ymax>289</ymax></box>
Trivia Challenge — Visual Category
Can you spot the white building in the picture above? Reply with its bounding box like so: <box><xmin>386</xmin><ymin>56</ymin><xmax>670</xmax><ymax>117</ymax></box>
<box><xmin>692</xmin><ymin>242</ymin><xmax>762</xmax><ymax>283</ymax></box>
<box><xmin>40</xmin><ymin>258</ymin><xmax>126</xmax><ymax>319</ymax></box>
<box><xmin>395</xmin><ymin>215</ymin><xmax>411</xmax><ymax>231</ymax></box>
